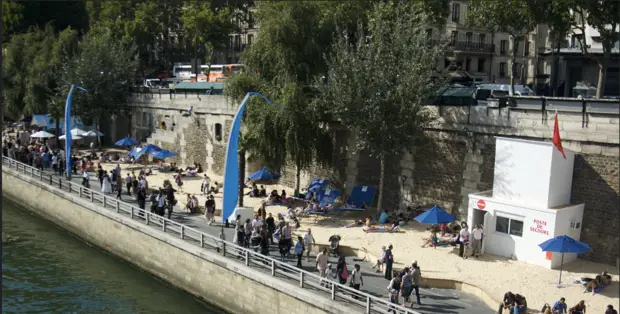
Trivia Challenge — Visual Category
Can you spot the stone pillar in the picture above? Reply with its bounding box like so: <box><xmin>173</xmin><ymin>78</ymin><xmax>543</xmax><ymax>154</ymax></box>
<box><xmin>399</xmin><ymin>150</ymin><xmax>415</xmax><ymax>208</ymax></box>
<box><xmin>344</xmin><ymin>133</ymin><xmax>359</xmax><ymax>192</ymax></box>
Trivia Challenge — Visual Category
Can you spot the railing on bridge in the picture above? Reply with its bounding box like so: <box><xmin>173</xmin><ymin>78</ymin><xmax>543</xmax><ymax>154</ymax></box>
<box><xmin>2</xmin><ymin>156</ymin><xmax>420</xmax><ymax>314</ymax></box>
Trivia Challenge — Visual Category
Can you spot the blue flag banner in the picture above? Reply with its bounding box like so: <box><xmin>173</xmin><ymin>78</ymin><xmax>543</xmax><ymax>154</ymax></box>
<box><xmin>64</xmin><ymin>84</ymin><xmax>88</xmax><ymax>178</ymax></box>
<box><xmin>221</xmin><ymin>92</ymin><xmax>278</xmax><ymax>223</ymax></box>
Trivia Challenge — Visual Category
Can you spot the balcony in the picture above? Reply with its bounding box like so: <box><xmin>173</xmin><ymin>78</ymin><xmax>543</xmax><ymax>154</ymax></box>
<box><xmin>449</xmin><ymin>41</ymin><xmax>495</xmax><ymax>54</ymax></box>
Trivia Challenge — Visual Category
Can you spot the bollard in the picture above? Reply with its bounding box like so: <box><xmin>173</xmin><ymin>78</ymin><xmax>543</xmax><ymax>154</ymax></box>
<box><xmin>271</xmin><ymin>261</ymin><xmax>276</xmax><ymax>276</ymax></box>
<box><xmin>49</xmin><ymin>175</ymin><xmax>53</xmax><ymax>185</ymax></box>
<box><xmin>180</xmin><ymin>226</ymin><xmax>184</xmax><ymax>239</ymax></box>
<box><xmin>116</xmin><ymin>201</ymin><xmax>120</xmax><ymax>213</ymax></box>
<box><xmin>245</xmin><ymin>250</ymin><xmax>249</xmax><ymax>266</ymax></box>
<box><xmin>331</xmin><ymin>282</ymin><xmax>336</xmax><ymax>300</ymax></box>
<box><xmin>365</xmin><ymin>298</ymin><xmax>371</xmax><ymax>314</ymax></box>
<box><xmin>103</xmin><ymin>196</ymin><xmax>106</xmax><ymax>208</ymax></box>
<box><xmin>299</xmin><ymin>272</ymin><xmax>304</xmax><ymax>288</ymax></box>
<box><xmin>200</xmin><ymin>234</ymin><xmax>204</xmax><ymax>248</ymax></box>
<box><xmin>162</xmin><ymin>220</ymin><xmax>166</xmax><ymax>232</ymax></box>
<box><xmin>145</xmin><ymin>213</ymin><xmax>150</xmax><ymax>225</ymax></box>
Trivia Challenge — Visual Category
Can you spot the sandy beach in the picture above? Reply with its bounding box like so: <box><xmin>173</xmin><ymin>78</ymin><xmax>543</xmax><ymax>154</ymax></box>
<box><xmin>93</xmin><ymin>151</ymin><xmax>619</xmax><ymax>314</ymax></box>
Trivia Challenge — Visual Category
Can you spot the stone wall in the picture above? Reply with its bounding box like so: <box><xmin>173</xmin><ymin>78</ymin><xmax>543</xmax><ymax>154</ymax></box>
<box><xmin>570</xmin><ymin>153</ymin><xmax>619</xmax><ymax>264</ymax></box>
<box><xmin>182</xmin><ymin>119</ymin><xmax>209</xmax><ymax>167</ymax></box>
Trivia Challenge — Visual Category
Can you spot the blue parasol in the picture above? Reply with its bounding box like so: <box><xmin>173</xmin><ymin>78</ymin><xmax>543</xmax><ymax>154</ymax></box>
<box><xmin>152</xmin><ymin>149</ymin><xmax>177</xmax><ymax>159</ymax></box>
<box><xmin>115</xmin><ymin>136</ymin><xmax>139</xmax><ymax>146</ymax></box>
<box><xmin>414</xmin><ymin>205</ymin><xmax>457</xmax><ymax>224</ymax></box>
<box><xmin>539</xmin><ymin>235</ymin><xmax>592</xmax><ymax>285</ymax></box>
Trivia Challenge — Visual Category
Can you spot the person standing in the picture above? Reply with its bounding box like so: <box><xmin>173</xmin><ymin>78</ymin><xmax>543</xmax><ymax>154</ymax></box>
<box><xmin>137</xmin><ymin>185</ymin><xmax>146</xmax><ymax>215</ymax></box>
<box><xmin>205</xmin><ymin>195</ymin><xmax>216</xmax><ymax>225</ymax></box>
<box><xmin>265</xmin><ymin>213</ymin><xmax>275</xmax><ymax>244</ymax></box>
<box><xmin>234</xmin><ymin>215</ymin><xmax>244</xmax><ymax>247</ymax></box>
<box><xmin>282</xmin><ymin>222</ymin><xmax>292</xmax><ymax>255</ymax></box>
<box><xmin>156</xmin><ymin>189</ymin><xmax>166</xmax><ymax>216</ymax></box>
<box><xmin>471</xmin><ymin>224</ymin><xmax>483</xmax><ymax>258</ymax></box>
<box><xmin>459</xmin><ymin>225</ymin><xmax>470</xmax><ymax>258</ymax></box>
<box><xmin>51</xmin><ymin>153</ymin><xmax>58</xmax><ymax>174</ymax></box>
<box><xmin>165</xmin><ymin>185</ymin><xmax>175</xmax><ymax>219</ymax></box>
<box><xmin>304</xmin><ymin>229</ymin><xmax>316</xmax><ymax>262</ymax></box>
<box><xmin>201</xmin><ymin>174</ymin><xmax>210</xmax><ymax>196</ymax></box>
<box><xmin>294</xmin><ymin>236</ymin><xmax>305</xmax><ymax>268</ymax></box>
<box><xmin>116</xmin><ymin>173</ymin><xmax>123</xmax><ymax>200</ymax></box>
<box><xmin>126</xmin><ymin>173</ymin><xmax>133</xmax><ymax>196</ymax></box>
<box><xmin>336</xmin><ymin>256</ymin><xmax>348</xmax><ymax>284</ymax></box>
<box><xmin>243</xmin><ymin>219</ymin><xmax>252</xmax><ymax>248</ymax></box>
<box><xmin>316</xmin><ymin>248</ymin><xmax>328</xmax><ymax>286</ymax></box>
<box><xmin>387</xmin><ymin>275</ymin><xmax>401</xmax><ymax>314</ymax></box>
<box><xmin>411</xmin><ymin>262</ymin><xmax>422</xmax><ymax>306</ymax></box>
<box><xmin>349</xmin><ymin>264</ymin><xmax>363</xmax><ymax>298</ymax></box>
<box><xmin>400</xmin><ymin>267</ymin><xmax>413</xmax><ymax>306</ymax></box>
<box><xmin>384</xmin><ymin>245</ymin><xmax>394</xmax><ymax>280</ymax></box>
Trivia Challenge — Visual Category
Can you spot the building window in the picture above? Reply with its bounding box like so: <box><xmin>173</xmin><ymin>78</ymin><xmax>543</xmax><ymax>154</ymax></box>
<box><xmin>234</xmin><ymin>35</ymin><xmax>241</xmax><ymax>51</ymax></box>
<box><xmin>500</xmin><ymin>40</ymin><xmax>508</xmax><ymax>54</ymax></box>
<box><xmin>513</xmin><ymin>62</ymin><xmax>521</xmax><ymax>78</ymax></box>
<box><xmin>214</xmin><ymin>123</ymin><xmax>222</xmax><ymax>142</ymax></box>
<box><xmin>451</xmin><ymin>3</ymin><xmax>460</xmax><ymax>23</ymax></box>
<box><xmin>466</xmin><ymin>32</ymin><xmax>473</xmax><ymax>45</ymax></box>
<box><xmin>465</xmin><ymin>58</ymin><xmax>471</xmax><ymax>72</ymax></box>
<box><xmin>248</xmin><ymin>11</ymin><xmax>254</xmax><ymax>29</ymax></box>
<box><xmin>524</xmin><ymin>41</ymin><xmax>530</xmax><ymax>56</ymax></box>
<box><xmin>479</xmin><ymin>34</ymin><xmax>486</xmax><ymax>46</ymax></box>
<box><xmin>426</xmin><ymin>28</ymin><xmax>433</xmax><ymax>40</ymax></box>
<box><xmin>499</xmin><ymin>62</ymin><xmax>507</xmax><ymax>77</ymax></box>
<box><xmin>496</xmin><ymin>216</ymin><xmax>524</xmax><ymax>237</ymax></box>
<box><xmin>451</xmin><ymin>31</ymin><xmax>458</xmax><ymax>45</ymax></box>
<box><xmin>477</xmin><ymin>58</ymin><xmax>486</xmax><ymax>73</ymax></box>
<box><xmin>247</xmin><ymin>34</ymin><xmax>253</xmax><ymax>47</ymax></box>
<box><xmin>142</xmin><ymin>112</ymin><xmax>147</xmax><ymax>128</ymax></box>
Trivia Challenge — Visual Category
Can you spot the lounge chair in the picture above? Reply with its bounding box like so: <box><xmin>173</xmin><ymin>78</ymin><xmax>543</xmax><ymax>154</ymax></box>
<box><xmin>288</xmin><ymin>178</ymin><xmax>329</xmax><ymax>201</ymax></box>
<box><xmin>363</xmin><ymin>225</ymin><xmax>401</xmax><ymax>233</ymax></box>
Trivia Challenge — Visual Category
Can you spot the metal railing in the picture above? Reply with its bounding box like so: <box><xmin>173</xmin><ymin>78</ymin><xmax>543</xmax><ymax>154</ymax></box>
<box><xmin>2</xmin><ymin>156</ymin><xmax>420</xmax><ymax>314</ymax></box>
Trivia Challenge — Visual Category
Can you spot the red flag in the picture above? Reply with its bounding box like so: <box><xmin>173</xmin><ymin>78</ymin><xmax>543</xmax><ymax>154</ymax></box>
<box><xmin>552</xmin><ymin>113</ymin><xmax>566</xmax><ymax>159</ymax></box>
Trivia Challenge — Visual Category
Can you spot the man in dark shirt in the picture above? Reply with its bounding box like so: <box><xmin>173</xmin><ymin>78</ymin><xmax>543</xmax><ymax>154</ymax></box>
<box><xmin>511</xmin><ymin>294</ymin><xmax>527</xmax><ymax>314</ymax></box>
<box><xmin>498</xmin><ymin>291</ymin><xmax>515</xmax><ymax>314</ymax></box>
<box><xmin>606</xmin><ymin>305</ymin><xmax>618</xmax><ymax>314</ymax></box>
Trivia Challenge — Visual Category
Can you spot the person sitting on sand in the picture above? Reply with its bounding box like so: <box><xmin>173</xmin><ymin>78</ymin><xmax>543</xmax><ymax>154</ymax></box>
<box><xmin>286</xmin><ymin>205</ymin><xmax>296</xmax><ymax>219</ymax></box>
<box><xmin>249</xmin><ymin>183</ymin><xmax>260</xmax><ymax>197</ymax></box>
<box><xmin>379</xmin><ymin>210</ymin><xmax>389</xmax><ymax>224</ymax></box>
<box><xmin>269</xmin><ymin>190</ymin><xmax>281</xmax><ymax>203</ymax></box>
<box><xmin>568</xmin><ymin>300</ymin><xmax>586</xmax><ymax>314</ymax></box>
<box><xmin>511</xmin><ymin>294</ymin><xmax>527</xmax><ymax>314</ymax></box>
<box><xmin>583</xmin><ymin>275</ymin><xmax>602</xmax><ymax>294</ymax></box>
<box><xmin>281</xmin><ymin>190</ymin><xmax>287</xmax><ymax>200</ymax></box>
<box><xmin>209</xmin><ymin>181</ymin><xmax>220</xmax><ymax>194</ymax></box>
<box><xmin>421</xmin><ymin>231</ymin><xmax>439</xmax><ymax>248</ymax></box>
<box><xmin>259</xmin><ymin>185</ymin><xmax>267</xmax><ymax>197</ymax></box>
<box><xmin>345</xmin><ymin>220</ymin><xmax>365</xmax><ymax>228</ymax></box>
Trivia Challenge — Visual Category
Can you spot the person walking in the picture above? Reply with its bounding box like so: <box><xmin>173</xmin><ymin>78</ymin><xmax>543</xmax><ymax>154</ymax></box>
<box><xmin>349</xmin><ymin>264</ymin><xmax>363</xmax><ymax>298</ymax></box>
<box><xmin>125</xmin><ymin>173</ymin><xmax>133</xmax><ymax>196</ymax></box>
<box><xmin>116</xmin><ymin>174</ymin><xmax>123</xmax><ymax>200</ymax></box>
<box><xmin>387</xmin><ymin>275</ymin><xmax>401</xmax><ymax>314</ymax></box>
<box><xmin>205</xmin><ymin>195</ymin><xmax>216</xmax><ymax>225</ymax></box>
<box><xmin>336</xmin><ymin>256</ymin><xmax>349</xmax><ymax>285</ymax></box>
<box><xmin>316</xmin><ymin>248</ymin><xmax>328</xmax><ymax>286</ymax></box>
<box><xmin>156</xmin><ymin>189</ymin><xmax>166</xmax><ymax>217</ymax></box>
<box><xmin>137</xmin><ymin>185</ymin><xmax>146</xmax><ymax>215</ymax></box>
<box><xmin>201</xmin><ymin>174</ymin><xmax>210</xmax><ymax>196</ymax></box>
<box><xmin>234</xmin><ymin>215</ymin><xmax>245</xmax><ymax>247</ymax></box>
<box><xmin>243</xmin><ymin>219</ymin><xmax>252</xmax><ymax>248</ymax></box>
<box><xmin>294</xmin><ymin>236</ymin><xmax>305</xmax><ymax>268</ymax></box>
<box><xmin>266</xmin><ymin>213</ymin><xmax>275</xmax><ymax>244</ymax></box>
<box><xmin>471</xmin><ymin>224</ymin><xmax>483</xmax><ymax>258</ymax></box>
<box><xmin>411</xmin><ymin>262</ymin><xmax>422</xmax><ymax>306</ymax></box>
<box><xmin>401</xmin><ymin>267</ymin><xmax>413</xmax><ymax>306</ymax></box>
<box><xmin>165</xmin><ymin>185</ymin><xmax>175</xmax><ymax>219</ymax></box>
<box><xmin>304</xmin><ymin>229</ymin><xmax>316</xmax><ymax>262</ymax></box>
<box><xmin>384</xmin><ymin>245</ymin><xmax>394</xmax><ymax>280</ymax></box>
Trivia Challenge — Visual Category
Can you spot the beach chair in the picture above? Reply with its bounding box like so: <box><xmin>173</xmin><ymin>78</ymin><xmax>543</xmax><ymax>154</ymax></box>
<box><xmin>363</xmin><ymin>225</ymin><xmax>401</xmax><ymax>233</ymax></box>
<box><xmin>305</xmin><ymin>189</ymin><xmax>341</xmax><ymax>215</ymax></box>
<box><xmin>335</xmin><ymin>185</ymin><xmax>377</xmax><ymax>212</ymax></box>
<box><xmin>289</xmin><ymin>178</ymin><xmax>329</xmax><ymax>202</ymax></box>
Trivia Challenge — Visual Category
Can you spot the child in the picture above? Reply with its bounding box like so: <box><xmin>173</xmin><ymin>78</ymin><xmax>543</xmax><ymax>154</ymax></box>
<box><xmin>326</xmin><ymin>263</ymin><xmax>337</xmax><ymax>281</ymax></box>
<box><xmin>372</xmin><ymin>246</ymin><xmax>386</xmax><ymax>273</ymax></box>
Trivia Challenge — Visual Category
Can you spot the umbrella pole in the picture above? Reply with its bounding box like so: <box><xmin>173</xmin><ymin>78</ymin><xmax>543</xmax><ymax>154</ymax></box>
<box><xmin>558</xmin><ymin>252</ymin><xmax>564</xmax><ymax>285</ymax></box>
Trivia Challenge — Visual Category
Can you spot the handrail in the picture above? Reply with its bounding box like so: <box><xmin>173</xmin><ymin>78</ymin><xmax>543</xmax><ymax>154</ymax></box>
<box><xmin>2</xmin><ymin>156</ymin><xmax>420</xmax><ymax>314</ymax></box>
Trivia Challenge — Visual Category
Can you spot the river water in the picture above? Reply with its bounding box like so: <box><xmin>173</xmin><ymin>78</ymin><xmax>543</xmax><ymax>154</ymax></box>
<box><xmin>2</xmin><ymin>198</ymin><xmax>225</xmax><ymax>314</ymax></box>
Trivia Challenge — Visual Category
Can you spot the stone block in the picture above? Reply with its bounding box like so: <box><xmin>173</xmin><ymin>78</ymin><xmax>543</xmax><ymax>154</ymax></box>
<box><xmin>465</xmin><ymin>163</ymin><xmax>480</xmax><ymax>173</ymax></box>
<box><xmin>581</xmin><ymin>144</ymin><xmax>602</xmax><ymax>155</ymax></box>
<box><xmin>595</xmin><ymin>123</ymin><xmax>620</xmax><ymax>133</ymax></box>
<box><xmin>463</xmin><ymin>171</ymin><xmax>481</xmax><ymax>182</ymax></box>
<box><xmin>400</xmin><ymin>168</ymin><xmax>413</xmax><ymax>178</ymax></box>
<box><xmin>399</xmin><ymin>160</ymin><xmax>415</xmax><ymax>169</ymax></box>
<box><xmin>464</xmin><ymin>180</ymin><xmax>479</xmax><ymax>189</ymax></box>
<box><xmin>561</xmin><ymin>121</ymin><xmax>586</xmax><ymax>132</ymax></box>
<box><xmin>585</xmin><ymin>134</ymin><xmax>609</xmax><ymax>143</ymax></box>
<box><xmin>601</xmin><ymin>146</ymin><xmax>620</xmax><ymax>156</ymax></box>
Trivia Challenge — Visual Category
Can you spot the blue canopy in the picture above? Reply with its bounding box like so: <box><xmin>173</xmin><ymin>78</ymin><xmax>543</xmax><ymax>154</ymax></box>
<box><xmin>414</xmin><ymin>205</ymin><xmax>456</xmax><ymax>224</ymax></box>
<box><xmin>347</xmin><ymin>185</ymin><xmax>377</xmax><ymax>207</ymax></box>
<box><xmin>31</xmin><ymin>114</ymin><xmax>84</xmax><ymax>131</ymax></box>
<box><xmin>248</xmin><ymin>167</ymin><xmax>280</xmax><ymax>182</ymax></box>
<box><xmin>132</xmin><ymin>144</ymin><xmax>162</xmax><ymax>159</ymax></box>
<box><xmin>115</xmin><ymin>136</ymin><xmax>139</xmax><ymax>146</ymax></box>
<box><xmin>316</xmin><ymin>189</ymin><xmax>341</xmax><ymax>207</ymax></box>
<box><xmin>538</xmin><ymin>235</ymin><xmax>592</xmax><ymax>285</ymax></box>
<box><xmin>539</xmin><ymin>235</ymin><xmax>592</xmax><ymax>254</ymax></box>
<box><xmin>152</xmin><ymin>149</ymin><xmax>177</xmax><ymax>159</ymax></box>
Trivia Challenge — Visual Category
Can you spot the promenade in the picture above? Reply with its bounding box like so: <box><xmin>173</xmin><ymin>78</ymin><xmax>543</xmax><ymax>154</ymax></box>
<box><xmin>88</xmin><ymin>155</ymin><xmax>618</xmax><ymax>314</ymax></box>
<box><xmin>47</xmin><ymin>161</ymin><xmax>492</xmax><ymax>314</ymax></box>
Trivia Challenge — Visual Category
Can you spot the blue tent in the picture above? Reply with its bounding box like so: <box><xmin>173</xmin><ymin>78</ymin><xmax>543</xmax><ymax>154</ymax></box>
<box><xmin>308</xmin><ymin>178</ymin><xmax>329</xmax><ymax>192</ymax></box>
<box><xmin>414</xmin><ymin>205</ymin><xmax>456</xmax><ymax>224</ymax></box>
<box><xmin>115</xmin><ymin>136</ymin><xmax>139</xmax><ymax>146</ymax></box>
<box><xmin>248</xmin><ymin>167</ymin><xmax>280</xmax><ymax>182</ymax></box>
<box><xmin>347</xmin><ymin>185</ymin><xmax>377</xmax><ymax>207</ymax></box>
<box><xmin>539</xmin><ymin>235</ymin><xmax>592</xmax><ymax>285</ymax></box>
<box><xmin>316</xmin><ymin>189</ymin><xmax>341</xmax><ymax>207</ymax></box>
<box><xmin>152</xmin><ymin>149</ymin><xmax>177</xmax><ymax>159</ymax></box>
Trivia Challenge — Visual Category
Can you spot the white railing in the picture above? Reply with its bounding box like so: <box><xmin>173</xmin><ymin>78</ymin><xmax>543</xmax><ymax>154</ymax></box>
<box><xmin>2</xmin><ymin>156</ymin><xmax>420</xmax><ymax>314</ymax></box>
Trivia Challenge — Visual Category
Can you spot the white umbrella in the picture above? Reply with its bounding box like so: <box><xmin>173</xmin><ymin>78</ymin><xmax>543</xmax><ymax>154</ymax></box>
<box><xmin>59</xmin><ymin>134</ymin><xmax>83</xmax><ymax>140</ymax></box>
<box><xmin>71</xmin><ymin>128</ymin><xmax>88</xmax><ymax>136</ymax></box>
<box><xmin>84</xmin><ymin>130</ymin><xmax>103</xmax><ymax>137</ymax></box>
<box><xmin>31</xmin><ymin>131</ymin><xmax>55</xmax><ymax>138</ymax></box>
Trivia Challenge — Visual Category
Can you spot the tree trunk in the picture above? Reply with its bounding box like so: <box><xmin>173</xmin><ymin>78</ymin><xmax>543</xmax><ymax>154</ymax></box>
<box><xmin>238</xmin><ymin>149</ymin><xmax>246</xmax><ymax>207</ymax></box>
<box><xmin>55</xmin><ymin>115</ymin><xmax>61</xmax><ymax>146</ymax></box>
<box><xmin>596</xmin><ymin>53</ymin><xmax>609</xmax><ymax>98</ymax></box>
<box><xmin>552</xmin><ymin>43</ymin><xmax>561</xmax><ymax>97</ymax></box>
<box><xmin>295</xmin><ymin>157</ymin><xmax>301</xmax><ymax>196</ymax></box>
<box><xmin>376</xmin><ymin>152</ymin><xmax>386</xmax><ymax>216</ymax></box>
<box><xmin>510</xmin><ymin>36</ymin><xmax>518</xmax><ymax>96</ymax></box>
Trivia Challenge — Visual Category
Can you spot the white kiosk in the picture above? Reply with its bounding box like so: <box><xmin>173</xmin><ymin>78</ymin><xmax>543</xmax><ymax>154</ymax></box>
<box><xmin>467</xmin><ymin>137</ymin><xmax>585</xmax><ymax>269</ymax></box>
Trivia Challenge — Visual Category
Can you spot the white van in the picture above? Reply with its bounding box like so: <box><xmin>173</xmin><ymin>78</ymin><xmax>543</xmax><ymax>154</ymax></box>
<box><xmin>473</xmin><ymin>84</ymin><xmax>536</xmax><ymax>106</ymax></box>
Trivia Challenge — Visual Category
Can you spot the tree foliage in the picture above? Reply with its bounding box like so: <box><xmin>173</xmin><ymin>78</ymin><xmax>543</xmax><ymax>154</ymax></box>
<box><xmin>318</xmin><ymin>1</ymin><xmax>445</xmax><ymax>212</ymax></box>
<box><xmin>62</xmin><ymin>28</ymin><xmax>138</xmax><ymax>124</ymax></box>
<box><xmin>468</xmin><ymin>0</ymin><xmax>537</xmax><ymax>94</ymax></box>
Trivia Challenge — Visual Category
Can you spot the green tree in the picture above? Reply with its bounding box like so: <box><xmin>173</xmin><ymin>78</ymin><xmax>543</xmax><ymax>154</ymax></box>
<box><xmin>527</xmin><ymin>0</ymin><xmax>573</xmax><ymax>96</ymax></box>
<box><xmin>467</xmin><ymin>0</ymin><xmax>537</xmax><ymax>95</ymax></box>
<box><xmin>571</xmin><ymin>1</ymin><xmax>620</xmax><ymax>97</ymax></box>
<box><xmin>62</xmin><ymin>27</ymin><xmax>138</xmax><ymax>127</ymax></box>
<box><xmin>318</xmin><ymin>2</ymin><xmax>445</xmax><ymax>213</ymax></box>
<box><xmin>181</xmin><ymin>1</ymin><xmax>236</xmax><ymax>79</ymax></box>
<box><xmin>2</xmin><ymin>0</ymin><xmax>23</xmax><ymax>42</ymax></box>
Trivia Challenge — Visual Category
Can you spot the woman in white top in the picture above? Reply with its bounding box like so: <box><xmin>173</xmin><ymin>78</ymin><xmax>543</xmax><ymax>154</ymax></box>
<box><xmin>101</xmin><ymin>172</ymin><xmax>112</xmax><ymax>194</ymax></box>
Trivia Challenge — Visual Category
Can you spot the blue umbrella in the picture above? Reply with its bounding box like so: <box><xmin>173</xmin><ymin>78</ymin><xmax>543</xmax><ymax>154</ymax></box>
<box><xmin>152</xmin><ymin>149</ymin><xmax>177</xmax><ymax>159</ymax></box>
<box><xmin>414</xmin><ymin>205</ymin><xmax>456</xmax><ymax>224</ymax></box>
<box><xmin>115</xmin><ymin>136</ymin><xmax>139</xmax><ymax>146</ymax></box>
<box><xmin>132</xmin><ymin>144</ymin><xmax>162</xmax><ymax>160</ymax></box>
<box><xmin>539</xmin><ymin>235</ymin><xmax>592</xmax><ymax>285</ymax></box>
<box><xmin>248</xmin><ymin>168</ymin><xmax>274</xmax><ymax>181</ymax></box>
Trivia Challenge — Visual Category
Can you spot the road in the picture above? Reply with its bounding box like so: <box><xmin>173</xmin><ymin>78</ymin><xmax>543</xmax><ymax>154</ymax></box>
<box><xmin>41</xmin><ymin>165</ymin><xmax>494</xmax><ymax>314</ymax></box>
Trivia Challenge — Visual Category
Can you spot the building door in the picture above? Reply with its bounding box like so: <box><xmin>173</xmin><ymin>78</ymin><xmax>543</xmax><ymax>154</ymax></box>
<box><xmin>481</xmin><ymin>211</ymin><xmax>492</xmax><ymax>255</ymax></box>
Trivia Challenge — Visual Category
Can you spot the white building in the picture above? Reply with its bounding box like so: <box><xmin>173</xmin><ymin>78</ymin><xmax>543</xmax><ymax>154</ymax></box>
<box><xmin>467</xmin><ymin>138</ymin><xmax>585</xmax><ymax>269</ymax></box>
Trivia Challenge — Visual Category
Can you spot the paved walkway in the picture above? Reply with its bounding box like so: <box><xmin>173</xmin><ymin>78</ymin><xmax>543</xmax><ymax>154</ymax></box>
<box><xmin>49</xmin><ymin>168</ymin><xmax>492</xmax><ymax>314</ymax></box>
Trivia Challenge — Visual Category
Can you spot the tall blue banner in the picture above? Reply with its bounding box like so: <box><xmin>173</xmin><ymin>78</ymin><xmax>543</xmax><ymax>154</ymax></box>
<box><xmin>64</xmin><ymin>84</ymin><xmax>87</xmax><ymax>179</ymax></box>
<box><xmin>221</xmin><ymin>92</ymin><xmax>277</xmax><ymax>223</ymax></box>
